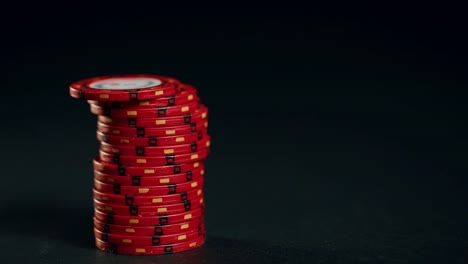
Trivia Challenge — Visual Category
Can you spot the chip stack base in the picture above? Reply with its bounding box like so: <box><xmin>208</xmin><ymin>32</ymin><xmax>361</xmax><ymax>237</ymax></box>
<box><xmin>70</xmin><ymin>74</ymin><xmax>210</xmax><ymax>255</ymax></box>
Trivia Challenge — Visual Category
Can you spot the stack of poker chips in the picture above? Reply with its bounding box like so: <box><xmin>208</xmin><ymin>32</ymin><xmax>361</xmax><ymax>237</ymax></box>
<box><xmin>69</xmin><ymin>74</ymin><xmax>209</xmax><ymax>255</ymax></box>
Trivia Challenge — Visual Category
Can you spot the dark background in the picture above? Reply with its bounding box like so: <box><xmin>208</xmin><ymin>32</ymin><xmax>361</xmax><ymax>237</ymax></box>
<box><xmin>1</xmin><ymin>3</ymin><xmax>467</xmax><ymax>263</ymax></box>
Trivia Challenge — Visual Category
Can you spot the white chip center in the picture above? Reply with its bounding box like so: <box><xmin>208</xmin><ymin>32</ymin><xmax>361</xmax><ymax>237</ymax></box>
<box><xmin>89</xmin><ymin>77</ymin><xmax>163</xmax><ymax>90</ymax></box>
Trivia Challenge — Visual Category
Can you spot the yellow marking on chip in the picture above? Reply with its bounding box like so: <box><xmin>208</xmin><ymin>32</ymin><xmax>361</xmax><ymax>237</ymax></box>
<box><xmin>176</xmin><ymin>137</ymin><xmax>185</xmax><ymax>142</ymax></box>
<box><xmin>102</xmin><ymin>196</ymin><xmax>109</xmax><ymax>201</ymax></box>
<box><xmin>194</xmin><ymin>162</ymin><xmax>199</xmax><ymax>168</ymax></box>
<box><xmin>184</xmin><ymin>213</ymin><xmax>192</xmax><ymax>220</ymax></box>
<box><xmin>197</xmin><ymin>190</ymin><xmax>202</xmax><ymax>195</ymax></box>
<box><xmin>156</xmin><ymin>120</ymin><xmax>166</xmax><ymax>125</ymax></box>
<box><xmin>188</xmin><ymin>95</ymin><xmax>194</xmax><ymax>100</ymax></box>
<box><xmin>125</xmin><ymin>228</ymin><xmax>135</xmax><ymax>233</ymax></box>
<box><xmin>107</xmin><ymin>178</ymin><xmax>115</xmax><ymax>183</ymax></box>
<box><xmin>105</xmin><ymin>206</ymin><xmax>112</xmax><ymax>211</ymax></box>
<box><xmin>127</xmin><ymin>111</ymin><xmax>137</xmax><ymax>116</ymax></box>
<box><xmin>201</xmin><ymin>170</ymin><xmax>205</xmax><ymax>175</ymax></box>
<box><xmin>135</xmin><ymin>248</ymin><xmax>146</xmax><ymax>253</ymax></box>
<box><xmin>191</xmin><ymin>182</ymin><xmax>198</xmax><ymax>188</ymax></box>
<box><xmin>155</xmin><ymin>90</ymin><xmax>163</xmax><ymax>96</ymax></box>
<box><xmin>111</xmin><ymin>148</ymin><xmax>119</xmax><ymax>154</ymax></box>
<box><xmin>160</xmin><ymin>178</ymin><xmax>170</xmax><ymax>184</ymax></box>
<box><xmin>122</xmin><ymin>239</ymin><xmax>132</xmax><ymax>243</ymax></box>
<box><xmin>97</xmin><ymin>164</ymin><xmax>104</xmax><ymax>170</ymax></box>
<box><xmin>157</xmin><ymin>208</ymin><xmax>168</xmax><ymax>213</ymax></box>
<box><xmin>181</xmin><ymin>106</ymin><xmax>189</xmax><ymax>112</ymax></box>
<box><xmin>202</xmin><ymin>112</ymin><xmax>207</xmax><ymax>118</ymax></box>
<box><xmin>144</xmin><ymin>169</ymin><xmax>155</xmax><ymax>174</ymax></box>
<box><xmin>189</xmin><ymin>242</ymin><xmax>197</xmax><ymax>247</ymax></box>
<box><xmin>139</xmin><ymin>101</ymin><xmax>150</xmax><ymax>106</ymax></box>
<box><xmin>206</xmin><ymin>141</ymin><xmax>211</xmax><ymax>147</ymax></box>
<box><xmin>138</xmin><ymin>188</ymin><xmax>149</xmax><ymax>194</ymax></box>
<box><xmin>152</xmin><ymin>198</ymin><xmax>162</xmax><ymax>203</ymax></box>
<box><xmin>181</xmin><ymin>224</ymin><xmax>189</xmax><ymax>230</ymax></box>
<box><xmin>99</xmin><ymin>94</ymin><xmax>109</xmax><ymax>99</ymax></box>
<box><xmin>200</xmin><ymin>198</ymin><xmax>204</xmax><ymax>203</ymax></box>
<box><xmin>204</xmin><ymin>121</ymin><xmax>208</xmax><ymax>127</ymax></box>
<box><xmin>129</xmin><ymin>219</ymin><xmax>139</xmax><ymax>224</ymax></box>
<box><xmin>191</xmin><ymin>154</ymin><xmax>199</xmax><ymax>160</ymax></box>
<box><xmin>112</xmin><ymin>130</ymin><xmax>120</xmax><ymax>135</ymax></box>
<box><xmin>120</xmin><ymin>139</ymin><xmax>130</xmax><ymax>144</ymax></box>
<box><xmin>166</xmin><ymin>130</ymin><xmax>175</xmax><ymax>135</ymax></box>
<box><xmin>164</xmin><ymin>149</ymin><xmax>174</xmax><ymax>154</ymax></box>
<box><xmin>137</xmin><ymin>159</ymin><xmax>147</xmax><ymax>164</ymax></box>
<box><xmin>178</xmin><ymin>235</ymin><xmax>187</xmax><ymax>240</ymax></box>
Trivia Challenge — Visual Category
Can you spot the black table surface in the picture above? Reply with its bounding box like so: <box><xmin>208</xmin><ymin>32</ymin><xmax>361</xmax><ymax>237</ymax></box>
<box><xmin>1</xmin><ymin>4</ymin><xmax>467</xmax><ymax>263</ymax></box>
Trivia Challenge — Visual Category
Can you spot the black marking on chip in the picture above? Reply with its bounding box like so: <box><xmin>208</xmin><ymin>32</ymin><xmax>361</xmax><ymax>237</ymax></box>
<box><xmin>173</xmin><ymin>165</ymin><xmax>181</xmax><ymax>174</ymax></box>
<box><xmin>131</xmin><ymin>176</ymin><xmax>141</xmax><ymax>186</ymax></box>
<box><xmin>190</xmin><ymin>142</ymin><xmax>197</xmax><ymax>152</ymax></box>
<box><xmin>183</xmin><ymin>114</ymin><xmax>192</xmax><ymax>124</ymax></box>
<box><xmin>125</xmin><ymin>195</ymin><xmax>134</xmax><ymax>205</ymax></box>
<box><xmin>149</xmin><ymin>137</ymin><xmax>157</xmax><ymax>146</ymax></box>
<box><xmin>186</xmin><ymin>171</ymin><xmax>193</xmax><ymax>181</ymax></box>
<box><xmin>159</xmin><ymin>216</ymin><xmax>168</xmax><ymax>225</ymax></box>
<box><xmin>130</xmin><ymin>205</ymin><xmax>138</xmax><ymax>216</ymax></box>
<box><xmin>154</xmin><ymin>226</ymin><xmax>163</xmax><ymax>236</ymax></box>
<box><xmin>183</xmin><ymin>200</ymin><xmax>191</xmax><ymax>211</ymax></box>
<box><xmin>137</xmin><ymin>127</ymin><xmax>145</xmax><ymax>137</ymax></box>
<box><xmin>112</xmin><ymin>154</ymin><xmax>120</xmax><ymax>164</ymax></box>
<box><xmin>168</xmin><ymin>96</ymin><xmax>175</xmax><ymax>106</ymax></box>
<box><xmin>128</xmin><ymin>118</ymin><xmax>136</xmax><ymax>127</ymax></box>
<box><xmin>166</xmin><ymin>156</ymin><xmax>175</xmax><ymax>165</ymax></box>
<box><xmin>164</xmin><ymin>245</ymin><xmax>174</xmax><ymax>254</ymax></box>
<box><xmin>129</xmin><ymin>90</ymin><xmax>139</xmax><ymax>101</ymax></box>
<box><xmin>190</xmin><ymin>123</ymin><xmax>197</xmax><ymax>132</ymax></box>
<box><xmin>136</xmin><ymin>146</ymin><xmax>145</xmax><ymax>156</ymax></box>
<box><xmin>168</xmin><ymin>184</ymin><xmax>177</xmax><ymax>194</ymax></box>
<box><xmin>106</xmin><ymin>214</ymin><xmax>114</xmax><ymax>223</ymax></box>
<box><xmin>157</xmin><ymin>108</ymin><xmax>167</xmax><ymax>117</ymax></box>
<box><xmin>118</xmin><ymin>165</ymin><xmax>126</xmax><ymax>176</ymax></box>
<box><xmin>152</xmin><ymin>236</ymin><xmax>161</xmax><ymax>245</ymax></box>
<box><xmin>113</xmin><ymin>184</ymin><xmax>121</xmax><ymax>194</ymax></box>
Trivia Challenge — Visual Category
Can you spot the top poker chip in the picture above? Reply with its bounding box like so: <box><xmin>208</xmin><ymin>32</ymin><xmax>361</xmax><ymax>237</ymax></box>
<box><xmin>69</xmin><ymin>74</ymin><xmax>180</xmax><ymax>101</ymax></box>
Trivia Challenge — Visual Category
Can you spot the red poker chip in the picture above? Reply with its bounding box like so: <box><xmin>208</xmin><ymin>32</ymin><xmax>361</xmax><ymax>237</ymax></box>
<box><xmin>90</xmin><ymin>101</ymin><xmax>200</xmax><ymax>118</ymax></box>
<box><xmin>99</xmin><ymin>136</ymin><xmax>210</xmax><ymax>157</ymax></box>
<box><xmin>96</xmin><ymin>129</ymin><xmax>205</xmax><ymax>147</ymax></box>
<box><xmin>98</xmin><ymin>149</ymin><xmax>210</xmax><ymax>167</ymax></box>
<box><xmin>70</xmin><ymin>75</ymin><xmax>210</xmax><ymax>254</ymax></box>
<box><xmin>96</xmin><ymin>121</ymin><xmax>207</xmax><ymax>138</ymax></box>
<box><xmin>94</xmin><ymin>207</ymin><xmax>204</xmax><ymax>226</ymax></box>
<box><xmin>93</xmin><ymin>158</ymin><xmax>203</xmax><ymax>177</ymax></box>
<box><xmin>94</xmin><ymin>178</ymin><xmax>204</xmax><ymax>196</ymax></box>
<box><xmin>97</xmin><ymin>105</ymin><xmax>208</xmax><ymax>128</ymax></box>
<box><xmin>93</xmin><ymin>188</ymin><xmax>204</xmax><ymax>206</ymax></box>
<box><xmin>93</xmin><ymin>197</ymin><xmax>205</xmax><ymax>216</ymax></box>
<box><xmin>95</xmin><ymin>235</ymin><xmax>205</xmax><ymax>255</ymax></box>
<box><xmin>94</xmin><ymin>167</ymin><xmax>205</xmax><ymax>186</ymax></box>
<box><xmin>93</xmin><ymin>217</ymin><xmax>203</xmax><ymax>236</ymax></box>
<box><xmin>88</xmin><ymin>83</ymin><xmax>198</xmax><ymax>108</ymax></box>
<box><xmin>94</xmin><ymin>226</ymin><xmax>204</xmax><ymax>246</ymax></box>
<box><xmin>70</xmin><ymin>74</ymin><xmax>179</xmax><ymax>101</ymax></box>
